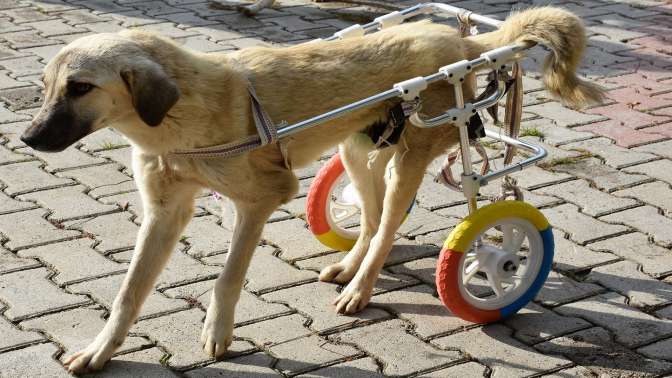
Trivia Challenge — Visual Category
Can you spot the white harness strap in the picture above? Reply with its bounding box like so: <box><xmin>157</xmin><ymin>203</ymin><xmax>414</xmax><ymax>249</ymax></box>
<box><xmin>170</xmin><ymin>82</ymin><xmax>278</xmax><ymax>159</ymax></box>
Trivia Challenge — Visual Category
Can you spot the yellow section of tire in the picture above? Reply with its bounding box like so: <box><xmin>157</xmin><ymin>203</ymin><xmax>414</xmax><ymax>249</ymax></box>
<box><xmin>315</xmin><ymin>230</ymin><xmax>357</xmax><ymax>252</ymax></box>
<box><xmin>444</xmin><ymin>201</ymin><xmax>550</xmax><ymax>253</ymax></box>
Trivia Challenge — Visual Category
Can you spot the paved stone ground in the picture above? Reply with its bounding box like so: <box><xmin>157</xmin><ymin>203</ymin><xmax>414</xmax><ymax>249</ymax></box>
<box><xmin>0</xmin><ymin>0</ymin><xmax>672</xmax><ymax>376</ymax></box>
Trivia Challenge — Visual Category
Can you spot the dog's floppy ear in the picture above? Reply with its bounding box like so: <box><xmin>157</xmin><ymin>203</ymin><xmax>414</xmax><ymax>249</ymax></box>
<box><xmin>121</xmin><ymin>59</ymin><xmax>179</xmax><ymax>127</ymax></box>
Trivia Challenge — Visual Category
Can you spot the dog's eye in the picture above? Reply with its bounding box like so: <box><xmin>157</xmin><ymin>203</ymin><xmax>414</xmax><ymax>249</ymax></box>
<box><xmin>68</xmin><ymin>82</ymin><xmax>94</xmax><ymax>97</ymax></box>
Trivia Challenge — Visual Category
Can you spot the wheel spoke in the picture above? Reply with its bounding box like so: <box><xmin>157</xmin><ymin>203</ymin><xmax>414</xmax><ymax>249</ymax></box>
<box><xmin>503</xmin><ymin>225</ymin><xmax>526</xmax><ymax>254</ymax></box>
<box><xmin>463</xmin><ymin>261</ymin><xmax>481</xmax><ymax>285</ymax></box>
<box><xmin>485</xmin><ymin>269</ymin><xmax>505</xmax><ymax>298</ymax></box>
<box><xmin>331</xmin><ymin>201</ymin><xmax>359</xmax><ymax>223</ymax></box>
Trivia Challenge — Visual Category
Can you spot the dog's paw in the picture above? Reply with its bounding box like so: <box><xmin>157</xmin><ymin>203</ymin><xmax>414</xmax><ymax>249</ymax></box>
<box><xmin>201</xmin><ymin>307</ymin><xmax>233</xmax><ymax>358</ymax></box>
<box><xmin>62</xmin><ymin>339</ymin><xmax>116</xmax><ymax>374</ymax></box>
<box><xmin>333</xmin><ymin>280</ymin><xmax>373</xmax><ymax>314</ymax></box>
<box><xmin>319</xmin><ymin>262</ymin><xmax>357</xmax><ymax>284</ymax></box>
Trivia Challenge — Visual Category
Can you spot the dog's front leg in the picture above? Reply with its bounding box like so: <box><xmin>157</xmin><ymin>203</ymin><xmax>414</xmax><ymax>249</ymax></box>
<box><xmin>64</xmin><ymin>157</ymin><xmax>199</xmax><ymax>373</ymax></box>
<box><xmin>334</xmin><ymin>148</ymin><xmax>430</xmax><ymax>314</ymax></box>
<box><xmin>201</xmin><ymin>199</ymin><xmax>278</xmax><ymax>358</ymax></box>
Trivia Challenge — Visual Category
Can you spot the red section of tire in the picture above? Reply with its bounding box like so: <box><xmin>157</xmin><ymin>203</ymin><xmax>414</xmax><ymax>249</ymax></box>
<box><xmin>307</xmin><ymin>154</ymin><xmax>345</xmax><ymax>235</ymax></box>
<box><xmin>435</xmin><ymin>247</ymin><xmax>500</xmax><ymax>323</ymax></box>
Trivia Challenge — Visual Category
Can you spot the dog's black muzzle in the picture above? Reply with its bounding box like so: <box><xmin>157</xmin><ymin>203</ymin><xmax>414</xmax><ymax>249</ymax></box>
<box><xmin>21</xmin><ymin>102</ymin><xmax>92</xmax><ymax>152</ymax></box>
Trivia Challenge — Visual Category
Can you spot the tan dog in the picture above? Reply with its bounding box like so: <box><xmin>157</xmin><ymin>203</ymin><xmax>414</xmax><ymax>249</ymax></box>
<box><xmin>21</xmin><ymin>7</ymin><xmax>602</xmax><ymax>373</ymax></box>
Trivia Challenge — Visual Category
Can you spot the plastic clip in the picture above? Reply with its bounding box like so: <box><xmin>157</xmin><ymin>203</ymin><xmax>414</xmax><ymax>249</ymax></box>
<box><xmin>393</xmin><ymin>77</ymin><xmax>428</xmax><ymax>101</ymax></box>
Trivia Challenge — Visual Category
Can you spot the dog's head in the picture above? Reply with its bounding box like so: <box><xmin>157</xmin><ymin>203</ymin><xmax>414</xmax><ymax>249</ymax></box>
<box><xmin>20</xmin><ymin>32</ymin><xmax>180</xmax><ymax>152</ymax></box>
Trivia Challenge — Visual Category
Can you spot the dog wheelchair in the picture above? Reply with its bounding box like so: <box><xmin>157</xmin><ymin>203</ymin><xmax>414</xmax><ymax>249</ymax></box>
<box><xmin>292</xmin><ymin>3</ymin><xmax>555</xmax><ymax>323</ymax></box>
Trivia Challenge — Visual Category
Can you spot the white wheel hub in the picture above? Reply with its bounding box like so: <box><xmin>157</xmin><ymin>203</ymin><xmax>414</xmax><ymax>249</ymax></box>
<box><xmin>326</xmin><ymin>172</ymin><xmax>361</xmax><ymax>239</ymax></box>
<box><xmin>458</xmin><ymin>218</ymin><xmax>543</xmax><ymax>310</ymax></box>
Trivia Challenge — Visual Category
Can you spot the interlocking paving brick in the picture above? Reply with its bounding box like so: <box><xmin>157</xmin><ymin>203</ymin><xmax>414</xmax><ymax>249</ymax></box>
<box><xmin>396</xmin><ymin>207</ymin><xmax>459</xmax><ymax>238</ymax></box>
<box><xmin>27</xmin><ymin>146</ymin><xmax>107</xmax><ymax>172</ymax></box>
<box><xmin>21</xmin><ymin>307</ymin><xmax>148</xmax><ymax>358</ymax></box>
<box><xmin>535</xmin><ymin>179</ymin><xmax>638</xmax><ymax>217</ymax></box>
<box><xmin>577</xmin><ymin>120</ymin><xmax>669</xmax><ymax>148</ymax></box>
<box><xmin>638</xmin><ymin>337</ymin><xmax>672</xmax><ymax>361</ymax></box>
<box><xmin>67</xmin><ymin>212</ymin><xmax>138</xmax><ymax>252</ymax></box>
<box><xmin>525</xmin><ymin>102</ymin><xmax>606</xmax><ymax>127</ymax></box>
<box><xmin>181</xmin><ymin>215</ymin><xmax>231</xmax><ymax>257</ymax></box>
<box><xmin>0</xmin><ymin>104</ymin><xmax>31</xmax><ymax>123</ymax></box>
<box><xmin>58</xmin><ymin>163</ymin><xmax>135</xmax><ymax>198</ymax></box>
<box><xmin>624</xmin><ymin>159</ymin><xmax>672</xmax><ymax>184</ymax></box>
<box><xmin>263</xmin><ymin>218</ymin><xmax>333</xmax><ymax>261</ymax></box>
<box><xmin>163</xmin><ymin>279</ymin><xmax>290</xmax><ymax>326</ymax></box>
<box><xmin>334</xmin><ymin>319</ymin><xmax>461</xmax><ymax>376</ymax></box>
<box><xmin>536</xmin><ymin>327</ymin><xmax>672</xmax><ymax>377</ymax></box>
<box><xmin>0</xmin><ymin>246</ymin><xmax>40</xmax><ymax>274</ymax></box>
<box><xmin>555</xmin><ymin>292</ymin><xmax>672</xmax><ymax>348</ymax></box>
<box><xmin>0</xmin><ymin>69</ymin><xmax>30</xmax><ymax>90</ymax></box>
<box><xmin>549</xmin><ymin>157</ymin><xmax>650</xmax><ymax>192</ymax></box>
<box><xmin>416</xmin><ymin>174</ymin><xmax>469</xmax><ymax>210</ymax></box>
<box><xmin>0</xmin><ymin>160</ymin><xmax>72</xmax><ymax>195</ymax></box>
<box><xmin>203</xmin><ymin>246</ymin><xmax>316</xmax><ymax>293</ymax></box>
<box><xmin>369</xmin><ymin>285</ymin><xmax>472</xmax><ymax>338</ymax></box>
<box><xmin>0</xmin><ymin>267</ymin><xmax>89</xmax><ymax>321</ymax></box>
<box><xmin>270</xmin><ymin>334</ymin><xmax>360</xmax><ymax>375</ymax></box>
<box><xmin>588</xmin><ymin>232</ymin><xmax>672</xmax><ymax>277</ymax></box>
<box><xmin>551</xmin><ymin>228</ymin><xmax>618</xmax><ymax>271</ymax></box>
<box><xmin>159</xmin><ymin>12</ymin><xmax>218</xmax><ymax>28</ymax></box>
<box><xmin>433</xmin><ymin>324</ymin><xmax>571</xmax><ymax>377</ymax></box>
<box><xmin>564</xmin><ymin>137</ymin><xmax>657</xmax><ymax>169</ymax></box>
<box><xmin>504</xmin><ymin>302</ymin><xmax>590</xmax><ymax>344</ymax></box>
<box><xmin>606</xmin><ymin>86</ymin><xmax>672</xmax><ymax>111</ymax></box>
<box><xmin>131</xmin><ymin>22</ymin><xmax>199</xmax><ymax>38</ymax></box>
<box><xmin>1</xmin><ymin>30</ymin><xmax>61</xmax><ymax>49</ymax></box>
<box><xmin>0</xmin><ymin>189</ymin><xmax>36</xmax><ymax>215</ymax></box>
<box><xmin>541</xmin><ymin>203</ymin><xmax>628</xmax><ymax>244</ymax></box>
<box><xmin>613</xmin><ymin>181</ymin><xmax>672</xmax><ymax>216</ymax></box>
<box><xmin>634</xmin><ymin>139</ymin><xmax>672</xmax><ymax>160</ymax></box>
<box><xmin>299</xmin><ymin>357</ymin><xmax>380</xmax><ymax>377</ymax></box>
<box><xmin>131</xmin><ymin>1</ymin><xmax>183</xmax><ymax>16</ymax></box>
<box><xmin>235</xmin><ymin>313</ymin><xmax>311</xmax><ymax>346</ymax></box>
<box><xmin>185</xmin><ymin>352</ymin><xmax>277</xmax><ymax>377</ymax></box>
<box><xmin>0</xmin><ymin>84</ymin><xmax>43</xmax><ymax>109</ymax></box>
<box><xmin>265</xmin><ymin>15</ymin><xmax>327</xmax><ymax>32</ymax></box>
<box><xmin>69</xmin><ymin>273</ymin><xmax>187</xmax><ymax>319</ymax></box>
<box><xmin>0</xmin><ymin>343</ymin><xmax>68</xmax><ymax>377</ymax></box>
<box><xmin>56</xmin><ymin>8</ymin><xmax>113</xmax><ymax>25</ymax></box>
<box><xmin>133</xmin><ymin>308</ymin><xmax>255</xmax><ymax>369</ymax></box>
<box><xmin>0</xmin><ymin>314</ymin><xmax>43</xmax><ymax>352</ymax></box>
<box><xmin>296</xmin><ymin>241</ymin><xmax>438</xmax><ymax>275</ymax></box>
<box><xmin>262</xmin><ymin>282</ymin><xmax>389</xmax><ymax>333</ymax></box>
<box><xmin>519</xmin><ymin>118</ymin><xmax>595</xmax><ymax>146</ymax></box>
<box><xmin>588</xmin><ymin>261</ymin><xmax>672</xmax><ymax>307</ymax></box>
<box><xmin>0</xmin><ymin>208</ymin><xmax>79</xmax><ymax>250</ymax></box>
<box><xmin>0</xmin><ymin>145</ymin><xmax>34</xmax><ymax>164</ymax></box>
<box><xmin>536</xmin><ymin>270</ymin><xmax>605</xmax><ymax>306</ymax></box>
<box><xmin>69</xmin><ymin>0</ymin><xmax>134</xmax><ymax>14</ymax></box>
<box><xmin>91</xmin><ymin>348</ymin><xmax>178</xmax><ymax>378</ymax></box>
<box><xmin>24</xmin><ymin>19</ymin><xmax>87</xmax><ymax>37</ymax></box>
<box><xmin>113</xmin><ymin>247</ymin><xmax>220</xmax><ymax>289</ymax></box>
<box><xmin>18</xmin><ymin>185</ymin><xmax>117</xmax><ymax>221</ymax></box>
<box><xmin>600</xmin><ymin>205</ymin><xmax>672</xmax><ymax>247</ymax></box>
<box><xmin>17</xmin><ymin>238</ymin><xmax>125</xmax><ymax>285</ymax></box>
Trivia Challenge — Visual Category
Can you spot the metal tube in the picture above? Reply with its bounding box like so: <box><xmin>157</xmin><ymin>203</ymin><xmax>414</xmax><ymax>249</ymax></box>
<box><xmin>276</xmin><ymin>89</ymin><xmax>400</xmax><ymax>138</ymax></box>
<box><xmin>479</xmin><ymin>129</ymin><xmax>548</xmax><ymax>185</ymax></box>
<box><xmin>422</xmin><ymin>3</ymin><xmax>504</xmax><ymax>27</ymax></box>
<box><xmin>409</xmin><ymin>78</ymin><xmax>506</xmax><ymax>128</ymax></box>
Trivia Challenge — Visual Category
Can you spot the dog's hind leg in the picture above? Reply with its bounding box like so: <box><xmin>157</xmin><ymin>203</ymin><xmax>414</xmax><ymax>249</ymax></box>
<box><xmin>63</xmin><ymin>154</ymin><xmax>200</xmax><ymax>373</ymax></box>
<box><xmin>201</xmin><ymin>191</ymin><xmax>288</xmax><ymax>358</ymax></box>
<box><xmin>333</xmin><ymin>144</ymin><xmax>433</xmax><ymax>314</ymax></box>
<box><xmin>320</xmin><ymin>134</ymin><xmax>393</xmax><ymax>284</ymax></box>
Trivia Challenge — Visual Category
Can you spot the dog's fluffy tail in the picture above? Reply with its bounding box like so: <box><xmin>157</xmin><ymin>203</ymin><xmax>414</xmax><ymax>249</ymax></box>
<box><xmin>465</xmin><ymin>7</ymin><xmax>605</xmax><ymax>109</ymax></box>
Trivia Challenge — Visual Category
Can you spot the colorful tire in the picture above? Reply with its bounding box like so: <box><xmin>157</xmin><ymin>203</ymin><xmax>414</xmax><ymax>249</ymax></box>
<box><xmin>435</xmin><ymin>201</ymin><xmax>554</xmax><ymax>323</ymax></box>
<box><xmin>306</xmin><ymin>153</ymin><xmax>414</xmax><ymax>251</ymax></box>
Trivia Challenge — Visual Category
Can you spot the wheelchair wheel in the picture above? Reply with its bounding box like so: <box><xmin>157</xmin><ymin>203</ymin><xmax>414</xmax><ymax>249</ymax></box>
<box><xmin>306</xmin><ymin>154</ymin><xmax>414</xmax><ymax>251</ymax></box>
<box><xmin>435</xmin><ymin>201</ymin><xmax>554</xmax><ymax>323</ymax></box>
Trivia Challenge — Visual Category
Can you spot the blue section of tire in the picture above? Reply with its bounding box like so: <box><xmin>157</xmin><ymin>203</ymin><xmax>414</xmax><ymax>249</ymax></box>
<box><xmin>499</xmin><ymin>226</ymin><xmax>554</xmax><ymax>318</ymax></box>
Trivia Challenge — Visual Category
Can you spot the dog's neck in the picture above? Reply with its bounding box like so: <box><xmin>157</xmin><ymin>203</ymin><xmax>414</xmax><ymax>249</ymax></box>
<box><xmin>113</xmin><ymin>46</ymin><xmax>254</xmax><ymax>157</ymax></box>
